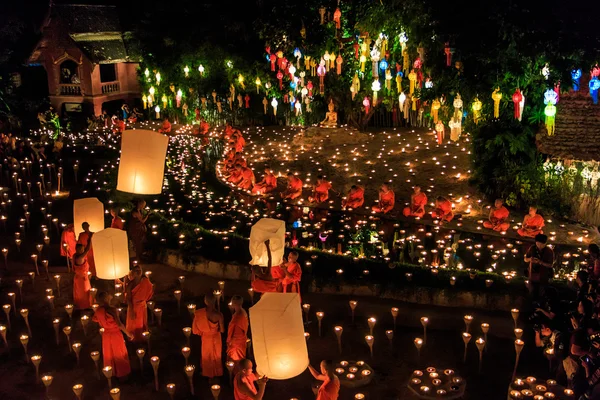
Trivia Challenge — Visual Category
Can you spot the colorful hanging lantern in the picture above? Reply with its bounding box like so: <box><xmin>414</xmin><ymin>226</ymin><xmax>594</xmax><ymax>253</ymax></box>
<box><xmin>155</xmin><ymin>72</ymin><xmax>161</xmax><ymax>85</ymax></box>
<box><xmin>572</xmin><ymin>69</ymin><xmax>582</xmax><ymax>91</ymax></box>
<box><xmin>385</xmin><ymin>69</ymin><xmax>393</xmax><ymax>92</ymax></box>
<box><xmin>276</xmin><ymin>71</ymin><xmax>284</xmax><ymax>90</ymax></box>
<box><xmin>333</xmin><ymin>8</ymin><xmax>342</xmax><ymax>29</ymax></box>
<box><xmin>363</xmin><ymin>97</ymin><xmax>371</xmax><ymax>114</ymax></box>
<box><xmin>543</xmin><ymin>89</ymin><xmax>558</xmax><ymax>105</ymax></box>
<box><xmin>350</xmin><ymin>84</ymin><xmax>356</xmax><ymax>100</ymax></box>
<box><xmin>518</xmin><ymin>92</ymin><xmax>526</xmax><ymax>122</ymax></box>
<box><xmin>435</xmin><ymin>121</ymin><xmax>445</xmax><ymax>144</ymax></box>
<box><xmin>359</xmin><ymin>54</ymin><xmax>367</xmax><ymax>72</ymax></box>
<box><xmin>512</xmin><ymin>89</ymin><xmax>523</xmax><ymax>120</ymax></box>
<box><xmin>245</xmin><ymin>94</ymin><xmax>250</xmax><ymax>108</ymax></box>
<box><xmin>294</xmin><ymin>48</ymin><xmax>302</xmax><ymax>68</ymax></box>
<box><xmin>183</xmin><ymin>65</ymin><xmax>190</xmax><ymax>77</ymax></box>
<box><xmin>238</xmin><ymin>74</ymin><xmax>245</xmax><ymax>89</ymax></box>
<box><xmin>371</xmin><ymin>79</ymin><xmax>381</xmax><ymax>103</ymax></box>
<box><xmin>444</xmin><ymin>43</ymin><xmax>455</xmax><ymax>67</ymax></box>
<box><xmin>395</xmin><ymin>72</ymin><xmax>403</xmax><ymax>92</ymax></box>
<box><xmin>398</xmin><ymin>92</ymin><xmax>406</xmax><ymax>110</ymax></box>
<box><xmin>541</xmin><ymin>63</ymin><xmax>550</xmax><ymax>80</ymax></box>
<box><xmin>590</xmin><ymin>77</ymin><xmax>600</xmax><ymax>104</ymax></box>
<box><xmin>323</xmin><ymin>52</ymin><xmax>331</xmax><ymax>72</ymax></box>
<box><xmin>408</xmin><ymin>70</ymin><xmax>417</xmax><ymax>94</ymax></box>
<box><xmin>198</xmin><ymin>65</ymin><xmax>205</xmax><ymax>76</ymax></box>
<box><xmin>371</xmin><ymin>48</ymin><xmax>380</xmax><ymax>78</ymax></box>
<box><xmin>271</xmin><ymin>98</ymin><xmax>278</xmax><ymax>116</ymax></box>
<box><xmin>453</xmin><ymin>93</ymin><xmax>463</xmax><ymax>119</ymax></box>
<box><xmin>491</xmin><ymin>88</ymin><xmax>502</xmax><ymax>118</ymax></box>
<box><xmin>472</xmin><ymin>97</ymin><xmax>482</xmax><ymax>124</ymax></box>
<box><xmin>142</xmin><ymin>94</ymin><xmax>148</xmax><ymax>109</ymax></box>
<box><xmin>307</xmin><ymin>81</ymin><xmax>313</xmax><ymax>97</ymax></box>
<box><xmin>431</xmin><ymin>99</ymin><xmax>441</xmax><ymax>123</ymax></box>
<box><xmin>154</xmin><ymin>105</ymin><xmax>160</xmax><ymax>119</ymax></box>
<box><xmin>379</xmin><ymin>59</ymin><xmax>389</xmax><ymax>72</ymax></box>
<box><xmin>255</xmin><ymin>77</ymin><xmax>262</xmax><ymax>93</ymax></box>
<box><xmin>336</xmin><ymin>55</ymin><xmax>343</xmax><ymax>75</ymax></box>
<box><xmin>262</xmin><ymin>97</ymin><xmax>268</xmax><ymax>114</ymax></box>
<box><xmin>176</xmin><ymin>89</ymin><xmax>182</xmax><ymax>108</ymax></box>
<box><xmin>144</xmin><ymin>68</ymin><xmax>150</xmax><ymax>79</ymax></box>
<box><xmin>424</xmin><ymin>78</ymin><xmax>433</xmax><ymax>89</ymax></box>
<box><xmin>317</xmin><ymin>61</ymin><xmax>326</xmax><ymax>94</ymax></box>
<box><xmin>449</xmin><ymin>116</ymin><xmax>462</xmax><ymax>142</ymax></box>
<box><xmin>289</xmin><ymin>65</ymin><xmax>296</xmax><ymax>78</ymax></box>
<box><xmin>399</xmin><ymin>31</ymin><xmax>408</xmax><ymax>51</ymax></box>
<box><xmin>592</xmin><ymin>64</ymin><xmax>600</xmax><ymax>78</ymax></box>
<box><xmin>161</xmin><ymin>94</ymin><xmax>168</xmax><ymax>109</ymax></box>
<box><xmin>352</xmin><ymin>73</ymin><xmax>360</xmax><ymax>92</ymax></box>
<box><xmin>544</xmin><ymin>104</ymin><xmax>556</xmax><ymax>135</ymax></box>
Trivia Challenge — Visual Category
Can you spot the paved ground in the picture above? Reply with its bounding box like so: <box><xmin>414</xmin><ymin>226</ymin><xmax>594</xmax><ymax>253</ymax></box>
<box><xmin>0</xmin><ymin>260</ymin><xmax>551</xmax><ymax>400</ymax></box>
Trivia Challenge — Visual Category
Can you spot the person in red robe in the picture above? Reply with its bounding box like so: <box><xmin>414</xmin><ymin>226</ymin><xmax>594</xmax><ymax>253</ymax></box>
<box><xmin>238</xmin><ymin>166</ymin><xmax>255</xmax><ymax>191</ymax></box>
<box><xmin>251</xmin><ymin>240</ymin><xmax>285</xmax><ymax>293</ymax></box>
<box><xmin>77</xmin><ymin>222</ymin><xmax>96</xmax><ymax>277</ymax></box>
<box><xmin>60</xmin><ymin>223</ymin><xmax>77</xmax><ymax>269</ymax></box>
<box><xmin>483</xmin><ymin>199</ymin><xmax>510</xmax><ymax>232</ymax></box>
<box><xmin>110</xmin><ymin>208</ymin><xmax>124</xmax><ymax>230</ymax></box>
<box><xmin>125</xmin><ymin>264</ymin><xmax>154</xmax><ymax>342</ymax></box>
<box><xmin>251</xmin><ymin>168</ymin><xmax>277</xmax><ymax>195</ymax></box>
<box><xmin>431</xmin><ymin>196</ymin><xmax>454</xmax><ymax>224</ymax></box>
<box><xmin>308</xmin><ymin>175</ymin><xmax>332</xmax><ymax>204</ymax></box>
<box><xmin>233</xmin><ymin>133</ymin><xmax>246</xmax><ymax>153</ymax></box>
<box><xmin>308</xmin><ymin>360</ymin><xmax>340</xmax><ymax>400</ymax></box>
<box><xmin>234</xmin><ymin>359</ymin><xmax>268</xmax><ymax>400</ymax></box>
<box><xmin>223</xmin><ymin>123</ymin><xmax>236</xmax><ymax>140</ymax></box>
<box><xmin>72</xmin><ymin>233</ymin><xmax>93</xmax><ymax>310</ymax></box>
<box><xmin>341</xmin><ymin>185</ymin><xmax>364</xmax><ymax>209</ymax></box>
<box><xmin>403</xmin><ymin>186</ymin><xmax>427</xmax><ymax>218</ymax></box>
<box><xmin>193</xmin><ymin>293</ymin><xmax>224</xmax><ymax>379</ymax></box>
<box><xmin>228</xmin><ymin>164</ymin><xmax>244</xmax><ymax>185</ymax></box>
<box><xmin>372</xmin><ymin>183</ymin><xmax>395</xmax><ymax>214</ymax></box>
<box><xmin>158</xmin><ymin>118</ymin><xmax>172</xmax><ymax>133</ymax></box>
<box><xmin>227</xmin><ymin>296</ymin><xmax>248</xmax><ymax>371</ymax></box>
<box><xmin>281</xmin><ymin>251</ymin><xmax>301</xmax><ymax>293</ymax></box>
<box><xmin>93</xmin><ymin>292</ymin><xmax>132</xmax><ymax>378</ymax></box>
<box><xmin>200</xmin><ymin>118</ymin><xmax>210</xmax><ymax>134</ymax></box>
<box><xmin>281</xmin><ymin>173</ymin><xmax>303</xmax><ymax>200</ymax></box>
<box><xmin>518</xmin><ymin>206</ymin><xmax>545</xmax><ymax>238</ymax></box>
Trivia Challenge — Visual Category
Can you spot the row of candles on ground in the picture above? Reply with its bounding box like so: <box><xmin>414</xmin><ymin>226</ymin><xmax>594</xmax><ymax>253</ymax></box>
<box><xmin>510</xmin><ymin>376</ymin><xmax>574</xmax><ymax>399</ymax></box>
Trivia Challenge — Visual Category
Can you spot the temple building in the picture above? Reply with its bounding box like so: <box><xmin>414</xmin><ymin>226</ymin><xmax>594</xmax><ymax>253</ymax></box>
<box><xmin>27</xmin><ymin>3</ymin><xmax>141</xmax><ymax>115</ymax></box>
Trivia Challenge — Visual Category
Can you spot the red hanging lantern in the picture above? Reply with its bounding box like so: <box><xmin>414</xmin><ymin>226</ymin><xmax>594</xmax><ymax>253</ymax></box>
<box><xmin>244</xmin><ymin>94</ymin><xmax>250</xmax><ymax>109</ymax></box>
<box><xmin>333</xmin><ymin>8</ymin><xmax>342</xmax><ymax>29</ymax></box>
<box><xmin>317</xmin><ymin>63</ymin><xmax>326</xmax><ymax>94</ymax></box>
<box><xmin>276</xmin><ymin>71</ymin><xmax>284</xmax><ymax>90</ymax></box>
<box><xmin>512</xmin><ymin>89</ymin><xmax>523</xmax><ymax>120</ymax></box>
<box><xmin>270</xmin><ymin>54</ymin><xmax>276</xmax><ymax>71</ymax></box>
<box><xmin>307</xmin><ymin>81</ymin><xmax>314</xmax><ymax>97</ymax></box>
<box><xmin>363</xmin><ymin>97</ymin><xmax>371</xmax><ymax>114</ymax></box>
<box><xmin>444</xmin><ymin>43</ymin><xmax>455</xmax><ymax>67</ymax></box>
<box><xmin>354</xmin><ymin>42</ymin><xmax>360</xmax><ymax>60</ymax></box>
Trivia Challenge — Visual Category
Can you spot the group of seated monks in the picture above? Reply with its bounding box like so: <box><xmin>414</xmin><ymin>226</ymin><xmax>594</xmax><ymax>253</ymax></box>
<box><xmin>481</xmin><ymin>200</ymin><xmax>545</xmax><ymax>237</ymax></box>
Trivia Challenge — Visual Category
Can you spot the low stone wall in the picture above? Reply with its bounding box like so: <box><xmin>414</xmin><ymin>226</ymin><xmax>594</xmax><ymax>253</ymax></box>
<box><xmin>160</xmin><ymin>250</ymin><xmax>524</xmax><ymax>311</ymax></box>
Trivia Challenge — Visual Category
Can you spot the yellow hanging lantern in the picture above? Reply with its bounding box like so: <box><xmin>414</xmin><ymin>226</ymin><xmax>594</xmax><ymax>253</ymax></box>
<box><xmin>544</xmin><ymin>104</ymin><xmax>556</xmax><ymax>135</ymax></box>
<box><xmin>472</xmin><ymin>97</ymin><xmax>482</xmax><ymax>124</ymax></box>
<box><xmin>395</xmin><ymin>73</ymin><xmax>402</xmax><ymax>93</ymax></box>
<box><xmin>431</xmin><ymin>99</ymin><xmax>441</xmax><ymax>123</ymax></box>
<box><xmin>161</xmin><ymin>94</ymin><xmax>168</xmax><ymax>109</ymax></box>
<box><xmin>352</xmin><ymin>73</ymin><xmax>361</xmax><ymax>92</ymax></box>
<box><xmin>238</xmin><ymin>74</ymin><xmax>245</xmax><ymax>89</ymax></box>
<box><xmin>142</xmin><ymin>94</ymin><xmax>148</xmax><ymax>109</ymax></box>
<box><xmin>255</xmin><ymin>77</ymin><xmax>261</xmax><ymax>94</ymax></box>
<box><xmin>402</xmin><ymin>49</ymin><xmax>410</xmax><ymax>73</ymax></box>
<box><xmin>408</xmin><ymin>70</ymin><xmax>417</xmax><ymax>95</ymax></box>
<box><xmin>183</xmin><ymin>65</ymin><xmax>190</xmax><ymax>77</ymax></box>
<box><xmin>491</xmin><ymin>88</ymin><xmax>502</xmax><ymax>118</ymax></box>
<box><xmin>155</xmin><ymin>72</ymin><xmax>161</xmax><ymax>85</ymax></box>
<box><xmin>360</xmin><ymin>55</ymin><xmax>367</xmax><ymax>72</ymax></box>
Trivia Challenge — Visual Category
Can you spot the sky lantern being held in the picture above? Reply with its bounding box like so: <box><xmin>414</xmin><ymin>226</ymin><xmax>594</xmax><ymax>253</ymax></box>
<box><xmin>590</xmin><ymin>77</ymin><xmax>600</xmax><ymax>104</ymax></box>
<box><xmin>572</xmin><ymin>69</ymin><xmax>582</xmax><ymax>91</ymax></box>
<box><xmin>250</xmin><ymin>293</ymin><xmax>309</xmax><ymax>380</ymax></box>
<box><xmin>73</xmin><ymin>198</ymin><xmax>104</xmax><ymax>237</ymax></box>
<box><xmin>92</xmin><ymin>228</ymin><xmax>129</xmax><ymax>280</ymax></box>
<box><xmin>333</xmin><ymin>8</ymin><xmax>342</xmax><ymax>28</ymax></box>
<box><xmin>491</xmin><ymin>88</ymin><xmax>502</xmax><ymax>118</ymax></box>
<box><xmin>363</xmin><ymin>97</ymin><xmax>371</xmax><ymax>114</ymax></box>
<box><xmin>472</xmin><ymin>97</ymin><xmax>482</xmax><ymax>124</ymax></box>
<box><xmin>249</xmin><ymin>218</ymin><xmax>285</xmax><ymax>266</ymax></box>
<box><xmin>117</xmin><ymin>129</ymin><xmax>169</xmax><ymax>195</ymax></box>
<box><xmin>408</xmin><ymin>70</ymin><xmax>417</xmax><ymax>94</ymax></box>
<box><xmin>512</xmin><ymin>89</ymin><xmax>523</xmax><ymax>120</ymax></box>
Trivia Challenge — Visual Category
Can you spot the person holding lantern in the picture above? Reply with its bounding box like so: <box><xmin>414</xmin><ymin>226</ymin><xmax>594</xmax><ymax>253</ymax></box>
<box><xmin>308</xmin><ymin>175</ymin><xmax>333</xmax><ymax>204</ymax></box>
<box><xmin>342</xmin><ymin>185</ymin><xmax>365</xmax><ymax>210</ymax></box>
<box><xmin>372</xmin><ymin>183</ymin><xmax>395</xmax><ymax>214</ymax></box>
<box><xmin>431</xmin><ymin>196</ymin><xmax>454</xmax><ymax>224</ymax></box>
<box><xmin>281</xmin><ymin>173</ymin><xmax>303</xmax><ymax>200</ymax></box>
<box><xmin>72</xmin><ymin>231</ymin><xmax>94</xmax><ymax>309</ymax></box>
<box><xmin>518</xmin><ymin>206</ymin><xmax>545</xmax><ymax>238</ymax></box>
<box><xmin>128</xmin><ymin>199</ymin><xmax>149</xmax><ymax>263</ymax></box>
<box><xmin>60</xmin><ymin>223</ymin><xmax>77</xmax><ymax>268</ymax></box>
<box><xmin>193</xmin><ymin>293</ymin><xmax>224</xmax><ymax>379</ymax></box>
<box><xmin>483</xmin><ymin>199</ymin><xmax>510</xmax><ymax>232</ymax></box>
<box><xmin>227</xmin><ymin>295</ymin><xmax>248</xmax><ymax>372</ymax></box>
<box><xmin>158</xmin><ymin>117</ymin><xmax>172</xmax><ymax>134</ymax></box>
<box><xmin>77</xmin><ymin>222</ymin><xmax>96</xmax><ymax>277</ymax></box>
<box><xmin>403</xmin><ymin>186</ymin><xmax>427</xmax><ymax>218</ymax></box>
<box><xmin>125</xmin><ymin>264</ymin><xmax>154</xmax><ymax>342</ymax></box>
<box><xmin>234</xmin><ymin>359</ymin><xmax>268</xmax><ymax>400</ymax></box>
<box><xmin>93</xmin><ymin>292</ymin><xmax>133</xmax><ymax>379</ymax></box>
<box><xmin>307</xmin><ymin>360</ymin><xmax>340</xmax><ymax>400</ymax></box>
<box><xmin>281</xmin><ymin>251</ymin><xmax>302</xmax><ymax>294</ymax></box>
<box><xmin>251</xmin><ymin>239</ymin><xmax>285</xmax><ymax>293</ymax></box>
<box><xmin>251</xmin><ymin>167</ymin><xmax>278</xmax><ymax>195</ymax></box>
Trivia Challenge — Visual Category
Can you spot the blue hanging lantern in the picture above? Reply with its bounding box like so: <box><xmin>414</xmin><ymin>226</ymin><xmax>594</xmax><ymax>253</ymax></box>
<box><xmin>379</xmin><ymin>59</ymin><xmax>389</xmax><ymax>71</ymax></box>
<box><xmin>589</xmin><ymin>77</ymin><xmax>600</xmax><ymax>104</ymax></box>
<box><xmin>543</xmin><ymin>89</ymin><xmax>558</xmax><ymax>105</ymax></box>
<box><xmin>571</xmin><ymin>69</ymin><xmax>582</xmax><ymax>91</ymax></box>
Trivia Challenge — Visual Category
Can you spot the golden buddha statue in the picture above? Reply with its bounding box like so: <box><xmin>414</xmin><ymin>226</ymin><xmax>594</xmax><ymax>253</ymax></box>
<box><xmin>320</xmin><ymin>99</ymin><xmax>338</xmax><ymax>128</ymax></box>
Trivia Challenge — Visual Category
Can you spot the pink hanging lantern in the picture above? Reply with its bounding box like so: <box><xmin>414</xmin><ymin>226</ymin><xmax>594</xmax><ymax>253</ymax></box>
<box><xmin>307</xmin><ymin>81</ymin><xmax>314</xmax><ymax>97</ymax></box>
<box><xmin>363</xmin><ymin>97</ymin><xmax>371</xmax><ymax>115</ymax></box>
<box><xmin>317</xmin><ymin>62</ymin><xmax>326</xmax><ymax>94</ymax></box>
<box><xmin>276</xmin><ymin>71</ymin><xmax>284</xmax><ymax>90</ymax></box>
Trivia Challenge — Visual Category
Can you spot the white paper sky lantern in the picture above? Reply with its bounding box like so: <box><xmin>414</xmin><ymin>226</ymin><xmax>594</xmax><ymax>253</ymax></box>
<box><xmin>249</xmin><ymin>218</ymin><xmax>285</xmax><ymax>266</ymax></box>
<box><xmin>92</xmin><ymin>228</ymin><xmax>129</xmax><ymax>280</ymax></box>
<box><xmin>117</xmin><ymin>129</ymin><xmax>169</xmax><ymax>195</ymax></box>
<box><xmin>250</xmin><ymin>293</ymin><xmax>308</xmax><ymax>380</ymax></box>
<box><xmin>73</xmin><ymin>198</ymin><xmax>105</xmax><ymax>237</ymax></box>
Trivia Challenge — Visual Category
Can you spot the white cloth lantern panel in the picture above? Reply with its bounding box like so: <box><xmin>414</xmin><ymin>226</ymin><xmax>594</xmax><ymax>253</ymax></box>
<box><xmin>249</xmin><ymin>218</ymin><xmax>285</xmax><ymax>266</ymax></box>
<box><xmin>250</xmin><ymin>293</ymin><xmax>308</xmax><ymax>380</ymax></box>
<box><xmin>73</xmin><ymin>197</ymin><xmax>105</xmax><ymax>237</ymax></box>
<box><xmin>92</xmin><ymin>228</ymin><xmax>130</xmax><ymax>280</ymax></box>
<box><xmin>117</xmin><ymin>129</ymin><xmax>169</xmax><ymax>195</ymax></box>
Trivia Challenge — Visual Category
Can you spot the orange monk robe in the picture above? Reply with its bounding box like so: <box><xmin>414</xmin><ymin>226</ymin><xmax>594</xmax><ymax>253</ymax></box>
<box><xmin>238</xmin><ymin>167</ymin><xmax>255</xmax><ymax>190</ymax></box>
<box><xmin>159</xmin><ymin>120</ymin><xmax>172</xmax><ymax>133</ymax></box>
<box><xmin>251</xmin><ymin>264</ymin><xmax>285</xmax><ymax>293</ymax></box>
<box><xmin>282</xmin><ymin>261</ymin><xmax>302</xmax><ymax>293</ymax></box>
<box><xmin>234</xmin><ymin>135</ymin><xmax>246</xmax><ymax>153</ymax></box>
<box><xmin>77</xmin><ymin>231</ymin><xmax>96</xmax><ymax>276</ymax></box>
<box><xmin>126</xmin><ymin>278</ymin><xmax>154</xmax><ymax>342</ymax></box>
<box><xmin>483</xmin><ymin>206</ymin><xmax>510</xmax><ymax>232</ymax></box>
<box><xmin>373</xmin><ymin>190</ymin><xmax>395</xmax><ymax>213</ymax></box>
<box><xmin>227</xmin><ymin>312</ymin><xmax>248</xmax><ymax>362</ymax></box>
<box><xmin>60</xmin><ymin>229</ymin><xmax>77</xmax><ymax>258</ymax></box>
<box><xmin>342</xmin><ymin>187</ymin><xmax>365</xmax><ymax>209</ymax></box>
<box><xmin>432</xmin><ymin>199</ymin><xmax>454</xmax><ymax>222</ymax></box>
<box><xmin>403</xmin><ymin>192</ymin><xmax>428</xmax><ymax>217</ymax></box>
<box><xmin>73</xmin><ymin>259</ymin><xmax>91</xmax><ymax>309</ymax></box>
<box><xmin>311</xmin><ymin>181</ymin><xmax>332</xmax><ymax>203</ymax></box>
<box><xmin>252</xmin><ymin>173</ymin><xmax>277</xmax><ymax>195</ymax></box>
<box><xmin>282</xmin><ymin>176</ymin><xmax>303</xmax><ymax>200</ymax></box>
<box><xmin>200</xmin><ymin>121</ymin><xmax>210</xmax><ymax>134</ymax></box>
<box><xmin>234</xmin><ymin>372</ymin><xmax>257</xmax><ymax>400</ymax></box>
<box><xmin>228</xmin><ymin>168</ymin><xmax>244</xmax><ymax>185</ymax></box>
<box><xmin>193</xmin><ymin>308</ymin><xmax>223</xmax><ymax>378</ymax></box>
<box><xmin>224</xmin><ymin>126</ymin><xmax>237</xmax><ymax>140</ymax></box>
<box><xmin>317</xmin><ymin>376</ymin><xmax>341</xmax><ymax>400</ymax></box>
<box><xmin>518</xmin><ymin>214</ymin><xmax>545</xmax><ymax>237</ymax></box>
<box><xmin>111</xmin><ymin>217</ymin><xmax>124</xmax><ymax>230</ymax></box>
<box><xmin>93</xmin><ymin>307</ymin><xmax>131</xmax><ymax>378</ymax></box>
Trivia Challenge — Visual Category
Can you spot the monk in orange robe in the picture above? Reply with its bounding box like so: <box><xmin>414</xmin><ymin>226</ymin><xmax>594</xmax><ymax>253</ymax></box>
<box><xmin>228</xmin><ymin>165</ymin><xmax>244</xmax><ymax>185</ymax></box>
<box><xmin>234</xmin><ymin>359</ymin><xmax>268</xmax><ymax>400</ymax></box>
<box><xmin>309</xmin><ymin>175</ymin><xmax>332</xmax><ymax>204</ymax></box>
<box><xmin>77</xmin><ymin>222</ymin><xmax>96</xmax><ymax>276</ymax></box>
<box><xmin>431</xmin><ymin>196</ymin><xmax>454</xmax><ymax>223</ymax></box>
<box><xmin>483</xmin><ymin>199</ymin><xmax>510</xmax><ymax>232</ymax></box>
<box><xmin>238</xmin><ymin>166</ymin><xmax>255</xmax><ymax>191</ymax></box>
<box><xmin>281</xmin><ymin>173</ymin><xmax>303</xmax><ymax>200</ymax></box>
<box><xmin>251</xmin><ymin>168</ymin><xmax>278</xmax><ymax>195</ymax></box>
<box><xmin>233</xmin><ymin>133</ymin><xmax>246</xmax><ymax>153</ymax></box>
<box><xmin>341</xmin><ymin>185</ymin><xmax>364</xmax><ymax>209</ymax></box>
<box><xmin>125</xmin><ymin>264</ymin><xmax>154</xmax><ymax>342</ymax></box>
<box><xmin>200</xmin><ymin>118</ymin><xmax>210</xmax><ymax>134</ymax></box>
<box><xmin>72</xmin><ymin>234</ymin><xmax>93</xmax><ymax>309</ymax></box>
<box><xmin>403</xmin><ymin>186</ymin><xmax>427</xmax><ymax>218</ymax></box>
<box><xmin>224</xmin><ymin>123</ymin><xmax>240</xmax><ymax>140</ymax></box>
<box><xmin>518</xmin><ymin>206</ymin><xmax>545</xmax><ymax>238</ymax></box>
<box><xmin>372</xmin><ymin>184</ymin><xmax>395</xmax><ymax>214</ymax></box>
<box><xmin>110</xmin><ymin>208</ymin><xmax>124</xmax><ymax>230</ymax></box>
<box><xmin>60</xmin><ymin>223</ymin><xmax>77</xmax><ymax>269</ymax></box>
<box><xmin>193</xmin><ymin>293</ymin><xmax>224</xmax><ymax>378</ymax></box>
<box><xmin>251</xmin><ymin>240</ymin><xmax>285</xmax><ymax>293</ymax></box>
<box><xmin>308</xmin><ymin>360</ymin><xmax>340</xmax><ymax>400</ymax></box>
<box><xmin>158</xmin><ymin>118</ymin><xmax>172</xmax><ymax>133</ymax></box>
<box><xmin>93</xmin><ymin>292</ymin><xmax>132</xmax><ymax>378</ymax></box>
<box><xmin>227</xmin><ymin>296</ymin><xmax>248</xmax><ymax>370</ymax></box>
<box><xmin>281</xmin><ymin>251</ymin><xmax>302</xmax><ymax>293</ymax></box>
